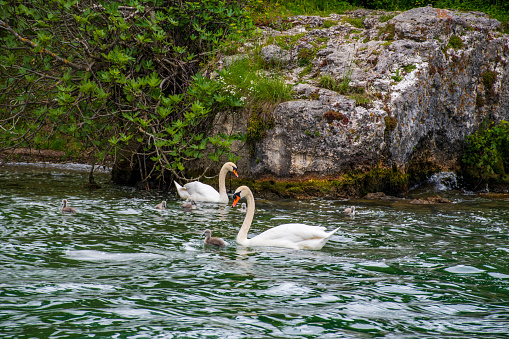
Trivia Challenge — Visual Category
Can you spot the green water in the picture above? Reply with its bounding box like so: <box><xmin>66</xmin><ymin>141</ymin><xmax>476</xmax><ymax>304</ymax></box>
<box><xmin>1</xmin><ymin>164</ymin><xmax>508</xmax><ymax>338</ymax></box>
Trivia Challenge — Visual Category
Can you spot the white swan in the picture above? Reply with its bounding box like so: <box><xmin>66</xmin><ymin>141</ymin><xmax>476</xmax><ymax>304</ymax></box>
<box><xmin>232</xmin><ymin>186</ymin><xmax>340</xmax><ymax>250</ymax></box>
<box><xmin>174</xmin><ymin>162</ymin><xmax>238</xmax><ymax>204</ymax></box>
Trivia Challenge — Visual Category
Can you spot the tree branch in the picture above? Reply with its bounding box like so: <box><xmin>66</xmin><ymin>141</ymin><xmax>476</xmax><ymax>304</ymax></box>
<box><xmin>0</xmin><ymin>19</ymin><xmax>90</xmax><ymax>71</ymax></box>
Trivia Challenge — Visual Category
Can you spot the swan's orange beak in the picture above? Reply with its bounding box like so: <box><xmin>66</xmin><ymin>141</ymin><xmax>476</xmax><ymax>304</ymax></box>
<box><xmin>232</xmin><ymin>167</ymin><xmax>238</xmax><ymax>177</ymax></box>
<box><xmin>232</xmin><ymin>192</ymin><xmax>241</xmax><ymax>207</ymax></box>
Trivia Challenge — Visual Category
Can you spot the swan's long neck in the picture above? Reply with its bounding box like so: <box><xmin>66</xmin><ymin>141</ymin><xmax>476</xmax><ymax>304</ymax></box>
<box><xmin>236</xmin><ymin>190</ymin><xmax>255</xmax><ymax>245</ymax></box>
<box><xmin>218</xmin><ymin>164</ymin><xmax>229</xmax><ymax>201</ymax></box>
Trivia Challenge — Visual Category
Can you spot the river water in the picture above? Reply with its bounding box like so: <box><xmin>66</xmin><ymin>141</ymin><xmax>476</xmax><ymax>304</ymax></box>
<box><xmin>1</xmin><ymin>164</ymin><xmax>508</xmax><ymax>338</ymax></box>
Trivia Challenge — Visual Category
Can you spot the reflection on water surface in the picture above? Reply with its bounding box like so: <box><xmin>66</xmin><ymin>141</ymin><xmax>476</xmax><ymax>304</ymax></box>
<box><xmin>0</xmin><ymin>164</ymin><xmax>508</xmax><ymax>338</ymax></box>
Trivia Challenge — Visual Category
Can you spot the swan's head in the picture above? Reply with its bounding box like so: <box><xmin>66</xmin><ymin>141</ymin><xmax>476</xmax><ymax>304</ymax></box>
<box><xmin>232</xmin><ymin>185</ymin><xmax>249</xmax><ymax>207</ymax></box>
<box><xmin>161</xmin><ymin>201</ymin><xmax>167</xmax><ymax>208</ymax></box>
<box><xmin>224</xmin><ymin>162</ymin><xmax>238</xmax><ymax>177</ymax></box>
<box><xmin>202</xmin><ymin>229</ymin><xmax>212</xmax><ymax>237</ymax></box>
<box><xmin>62</xmin><ymin>199</ymin><xmax>68</xmax><ymax>208</ymax></box>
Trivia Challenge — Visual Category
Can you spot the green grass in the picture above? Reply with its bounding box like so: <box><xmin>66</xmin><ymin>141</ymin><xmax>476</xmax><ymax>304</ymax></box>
<box><xmin>342</xmin><ymin>16</ymin><xmax>365</xmax><ymax>29</ymax></box>
<box><xmin>216</xmin><ymin>57</ymin><xmax>293</xmax><ymax>107</ymax></box>
<box><xmin>323</xmin><ymin>20</ymin><xmax>338</xmax><ymax>28</ymax></box>
<box><xmin>351</xmin><ymin>92</ymin><xmax>371</xmax><ymax>106</ymax></box>
<box><xmin>268</xmin><ymin>33</ymin><xmax>306</xmax><ymax>50</ymax></box>
<box><xmin>402</xmin><ymin>64</ymin><xmax>416</xmax><ymax>73</ymax></box>
<box><xmin>245</xmin><ymin>0</ymin><xmax>354</xmax><ymax>27</ymax></box>
<box><xmin>318</xmin><ymin>68</ymin><xmax>352</xmax><ymax>95</ymax></box>
<box><xmin>380</xmin><ymin>14</ymin><xmax>396</xmax><ymax>23</ymax></box>
<box><xmin>319</xmin><ymin>74</ymin><xmax>337</xmax><ymax>91</ymax></box>
<box><xmin>276</xmin><ymin>0</ymin><xmax>353</xmax><ymax>16</ymax></box>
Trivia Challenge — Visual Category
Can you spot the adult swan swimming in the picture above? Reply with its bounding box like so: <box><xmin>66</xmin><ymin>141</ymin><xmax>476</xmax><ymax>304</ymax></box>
<box><xmin>174</xmin><ymin>162</ymin><xmax>238</xmax><ymax>204</ymax></box>
<box><xmin>232</xmin><ymin>186</ymin><xmax>340</xmax><ymax>250</ymax></box>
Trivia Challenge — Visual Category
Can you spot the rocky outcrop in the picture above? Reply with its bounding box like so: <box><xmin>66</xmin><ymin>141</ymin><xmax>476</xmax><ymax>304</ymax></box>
<box><xmin>225</xmin><ymin>7</ymin><xmax>509</xmax><ymax>182</ymax></box>
<box><xmin>250</xmin><ymin>85</ymin><xmax>387</xmax><ymax>176</ymax></box>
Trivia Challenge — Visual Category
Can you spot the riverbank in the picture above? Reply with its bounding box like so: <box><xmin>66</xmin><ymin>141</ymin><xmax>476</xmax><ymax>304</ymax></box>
<box><xmin>1</xmin><ymin>148</ymin><xmax>112</xmax><ymax>170</ymax></box>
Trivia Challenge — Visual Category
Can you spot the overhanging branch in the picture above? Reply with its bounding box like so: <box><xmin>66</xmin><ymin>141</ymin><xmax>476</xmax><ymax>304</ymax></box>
<box><xmin>0</xmin><ymin>19</ymin><xmax>89</xmax><ymax>71</ymax></box>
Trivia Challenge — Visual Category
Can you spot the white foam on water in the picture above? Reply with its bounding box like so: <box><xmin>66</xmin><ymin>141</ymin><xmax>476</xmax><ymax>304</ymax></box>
<box><xmin>428</xmin><ymin>171</ymin><xmax>458</xmax><ymax>190</ymax></box>
<box><xmin>65</xmin><ymin>249</ymin><xmax>164</xmax><ymax>262</ymax></box>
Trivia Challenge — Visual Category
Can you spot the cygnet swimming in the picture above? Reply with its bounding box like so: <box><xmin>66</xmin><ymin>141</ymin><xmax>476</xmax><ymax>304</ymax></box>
<box><xmin>182</xmin><ymin>200</ymin><xmax>197</xmax><ymax>209</ymax></box>
<box><xmin>344</xmin><ymin>206</ymin><xmax>356</xmax><ymax>216</ymax></box>
<box><xmin>156</xmin><ymin>200</ymin><xmax>167</xmax><ymax>210</ymax></box>
<box><xmin>240</xmin><ymin>202</ymin><xmax>246</xmax><ymax>212</ymax></box>
<box><xmin>202</xmin><ymin>229</ymin><xmax>226</xmax><ymax>248</ymax></box>
<box><xmin>61</xmin><ymin>199</ymin><xmax>76</xmax><ymax>214</ymax></box>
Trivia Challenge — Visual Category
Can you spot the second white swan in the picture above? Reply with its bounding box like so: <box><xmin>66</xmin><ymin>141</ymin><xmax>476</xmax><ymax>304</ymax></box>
<box><xmin>232</xmin><ymin>186</ymin><xmax>339</xmax><ymax>250</ymax></box>
<box><xmin>174</xmin><ymin>162</ymin><xmax>238</xmax><ymax>204</ymax></box>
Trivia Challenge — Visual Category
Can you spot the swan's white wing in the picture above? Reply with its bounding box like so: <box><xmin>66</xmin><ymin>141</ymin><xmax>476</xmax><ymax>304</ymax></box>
<box><xmin>253</xmin><ymin>224</ymin><xmax>327</xmax><ymax>242</ymax></box>
<box><xmin>184</xmin><ymin>181</ymin><xmax>220</xmax><ymax>201</ymax></box>
<box><xmin>249</xmin><ymin>224</ymin><xmax>338</xmax><ymax>250</ymax></box>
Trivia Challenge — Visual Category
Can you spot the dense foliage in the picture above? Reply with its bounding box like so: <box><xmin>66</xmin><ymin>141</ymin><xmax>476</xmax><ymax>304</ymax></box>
<box><xmin>0</xmin><ymin>0</ymin><xmax>250</xmax><ymax>183</ymax></box>
<box><xmin>462</xmin><ymin>121</ymin><xmax>509</xmax><ymax>186</ymax></box>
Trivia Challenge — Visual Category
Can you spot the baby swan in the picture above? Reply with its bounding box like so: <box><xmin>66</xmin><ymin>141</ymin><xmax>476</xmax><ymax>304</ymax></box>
<box><xmin>344</xmin><ymin>206</ymin><xmax>356</xmax><ymax>216</ymax></box>
<box><xmin>240</xmin><ymin>202</ymin><xmax>247</xmax><ymax>212</ymax></box>
<box><xmin>182</xmin><ymin>200</ymin><xmax>197</xmax><ymax>209</ymax></box>
<box><xmin>202</xmin><ymin>229</ymin><xmax>226</xmax><ymax>248</ymax></box>
<box><xmin>156</xmin><ymin>201</ymin><xmax>167</xmax><ymax>210</ymax></box>
<box><xmin>61</xmin><ymin>199</ymin><xmax>76</xmax><ymax>214</ymax></box>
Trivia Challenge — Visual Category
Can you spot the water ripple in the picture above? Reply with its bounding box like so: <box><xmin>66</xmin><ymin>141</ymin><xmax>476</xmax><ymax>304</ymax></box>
<box><xmin>1</xmin><ymin>166</ymin><xmax>509</xmax><ymax>337</ymax></box>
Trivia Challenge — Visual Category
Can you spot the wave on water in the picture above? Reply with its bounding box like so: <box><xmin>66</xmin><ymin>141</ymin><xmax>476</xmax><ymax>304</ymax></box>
<box><xmin>428</xmin><ymin>171</ymin><xmax>458</xmax><ymax>190</ymax></box>
<box><xmin>65</xmin><ymin>250</ymin><xmax>165</xmax><ymax>262</ymax></box>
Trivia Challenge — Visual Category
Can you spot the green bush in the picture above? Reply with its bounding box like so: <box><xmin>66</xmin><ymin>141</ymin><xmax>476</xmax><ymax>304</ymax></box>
<box><xmin>462</xmin><ymin>120</ymin><xmax>509</xmax><ymax>181</ymax></box>
<box><xmin>0</xmin><ymin>0</ymin><xmax>252</xmax><ymax>181</ymax></box>
<box><xmin>447</xmin><ymin>35</ymin><xmax>464</xmax><ymax>49</ymax></box>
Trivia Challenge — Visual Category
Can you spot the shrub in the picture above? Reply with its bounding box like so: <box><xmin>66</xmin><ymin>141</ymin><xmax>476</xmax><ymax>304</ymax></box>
<box><xmin>462</xmin><ymin>120</ymin><xmax>509</xmax><ymax>180</ymax></box>
<box><xmin>0</xmin><ymin>0</ymin><xmax>253</xmax><ymax>183</ymax></box>
<box><xmin>482</xmin><ymin>70</ymin><xmax>497</xmax><ymax>90</ymax></box>
<box><xmin>447</xmin><ymin>35</ymin><xmax>464</xmax><ymax>49</ymax></box>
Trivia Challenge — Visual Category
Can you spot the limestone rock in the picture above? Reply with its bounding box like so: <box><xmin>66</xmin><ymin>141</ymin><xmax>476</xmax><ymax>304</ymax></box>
<box><xmin>260</xmin><ymin>44</ymin><xmax>292</xmax><ymax>65</ymax></box>
<box><xmin>409</xmin><ymin>195</ymin><xmax>452</xmax><ymax>204</ymax></box>
<box><xmin>216</xmin><ymin>7</ymin><xmax>509</xmax><ymax>182</ymax></box>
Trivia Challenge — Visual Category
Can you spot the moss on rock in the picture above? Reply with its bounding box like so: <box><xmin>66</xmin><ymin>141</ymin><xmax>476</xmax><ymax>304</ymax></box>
<box><xmin>211</xmin><ymin>166</ymin><xmax>410</xmax><ymax>199</ymax></box>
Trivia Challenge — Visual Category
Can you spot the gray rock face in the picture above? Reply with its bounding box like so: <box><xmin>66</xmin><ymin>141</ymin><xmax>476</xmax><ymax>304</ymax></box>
<box><xmin>250</xmin><ymin>84</ymin><xmax>387</xmax><ymax>176</ymax></box>
<box><xmin>220</xmin><ymin>7</ymin><xmax>509</xmax><ymax>179</ymax></box>
<box><xmin>260</xmin><ymin>45</ymin><xmax>292</xmax><ymax>65</ymax></box>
